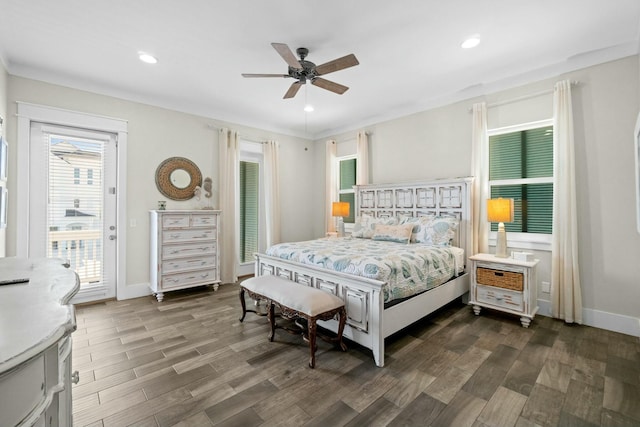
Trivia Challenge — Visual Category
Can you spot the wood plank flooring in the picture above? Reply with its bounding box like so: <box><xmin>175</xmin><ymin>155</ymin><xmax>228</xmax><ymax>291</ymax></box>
<box><xmin>72</xmin><ymin>282</ymin><xmax>640</xmax><ymax>427</ymax></box>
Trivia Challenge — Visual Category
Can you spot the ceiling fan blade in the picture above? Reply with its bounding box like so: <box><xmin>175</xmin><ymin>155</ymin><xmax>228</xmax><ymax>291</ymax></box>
<box><xmin>312</xmin><ymin>77</ymin><xmax>349</xmax><ymax>95</ymax></box>
<box><xmin>242</xmin><ymin>73</ymin><xmax>289</xmax><ymax>78</ymax></box>
<box><xmin>315</xmin><ymin>54</ymin><xmax>359</xmax><ymax>76</ymax></box>
<box><xmin>271</xmin><ymin>43</ymin><xmax>302</xmax><ymax>70</ymax></box>
<box><xmin>283</xmin><ymin>81</ymin><xmax>303</xmax><ymax>99</ymax></box>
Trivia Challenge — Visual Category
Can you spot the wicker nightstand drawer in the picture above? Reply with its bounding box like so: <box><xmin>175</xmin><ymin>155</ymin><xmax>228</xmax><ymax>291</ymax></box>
<box><xmin>476</xmin><ymin>267</ymin><xmax>523</xmax><ymax>291</ymax></box>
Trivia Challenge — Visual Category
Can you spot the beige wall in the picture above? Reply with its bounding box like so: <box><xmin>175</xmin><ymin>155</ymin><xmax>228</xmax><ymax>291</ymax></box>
<box><xmin>0</xmin><ymin>61</ymin><xmax>7</xmax><ymax>257</ymax></box>
<box><xmin>5</xmin><ymin>77</ymin><xmax>315</xmax><ymax>292</ymax></box>
<box><xmin>315</xmin><ymin>55</ymin><xmax>640</xmax><ymax>333</ymax></box>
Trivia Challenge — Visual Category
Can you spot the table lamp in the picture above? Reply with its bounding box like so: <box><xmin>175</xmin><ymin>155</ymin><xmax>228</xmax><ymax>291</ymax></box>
<box><xmin>332</xmin><ymin>201</ymin><xmax>350</xmax><ymax>237</ymax></box>
<box><xmin>487</xmin><ymin>198</ymin><xmax>514</xmax><ymax>258</ymax></box>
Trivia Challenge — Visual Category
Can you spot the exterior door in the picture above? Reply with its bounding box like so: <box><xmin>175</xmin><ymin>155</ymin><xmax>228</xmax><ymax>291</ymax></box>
<box><xmin>29</xmin><ymin>122</ymin><xmax>117</xmax><ymax>301</ymax></box>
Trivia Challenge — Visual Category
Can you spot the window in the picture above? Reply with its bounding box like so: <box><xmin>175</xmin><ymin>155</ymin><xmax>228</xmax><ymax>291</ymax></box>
<box><xmin>73</xmin><ymin>168</ymin><xmax>80</xmax><ymax>184</ymax></box>
<box><xmin>338</xmin><ymin>156</ymin><xmax>356</xmax><ymax>223</ymax></box>
<box><xmin>73</xmin><ymin>199</ymin><xmax>80</xmax><ymax>208</ymax></box>
<box><xmin>239</xmin><ymin>160</ymin><xmax>259</xmax><ymax>263</ymax></box>
<box><xmin>50</xmin><ymin>226</ymin><xmax>59</xmax><ymax>250</ymax></box>
<box><xmin>87</xmin><ymin>168</ymin><xmax>93</xmax><ymax>185</ymax></box>
<box><xmin>488</xmin><ymin>121</ymin><xmax>553</xmax><ymax>235</ymax></box>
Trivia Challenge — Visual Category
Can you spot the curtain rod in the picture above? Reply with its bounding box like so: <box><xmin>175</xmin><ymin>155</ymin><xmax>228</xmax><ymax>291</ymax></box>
<box><xmin>206</xmin><ymin>123</ymin><xmax>269</xmax><ymax>144</ymax></box>
<box><xmin>468</xmin><ymin>80</ymin><xmax>580</xmax><ymax>112</ymax></box>
<box><xmin>329</xmin><ymin>131</ymin><xmax>370</xmax><ymax>144</ymax></box>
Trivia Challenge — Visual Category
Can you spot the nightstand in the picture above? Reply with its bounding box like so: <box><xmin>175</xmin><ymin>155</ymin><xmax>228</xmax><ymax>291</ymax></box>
<box><xmin>469</xmin><ymin>253</ymin><xmax>539</xmax><ymax>327</ymax></box>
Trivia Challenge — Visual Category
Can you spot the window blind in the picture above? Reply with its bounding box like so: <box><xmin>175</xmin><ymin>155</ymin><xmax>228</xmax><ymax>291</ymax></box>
<box><xmin>339</xmin><ymin>158</ymin><xmax>356</xmax><ymax>223</ymax></box>
<box><xmin>489</xmin><ymin>125</ymin><xmax>553</xmax><ymax>234</ymax></box>
<box><xmin>47</xmin><ymin>134</ymin><xmax>105</xmax><ymax>282</ymax></box>
<box><xmin>240</xmin><ymin>161</ymin><xmax>259</xmax><ymax>263</ymax></box>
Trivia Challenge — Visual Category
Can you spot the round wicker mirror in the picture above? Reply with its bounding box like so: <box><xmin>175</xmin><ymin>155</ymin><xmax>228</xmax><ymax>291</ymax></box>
<box><xmin>155</xmin><ymin>157</ymin><xmax>202</xmax><ymax>201</ymax></box>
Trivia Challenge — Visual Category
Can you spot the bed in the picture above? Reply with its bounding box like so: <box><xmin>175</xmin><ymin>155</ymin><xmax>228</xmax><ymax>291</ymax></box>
<box><xmin>254</xmin><ymin>177</ymin><xmax>473</xmax><ymax>367</ymax></box>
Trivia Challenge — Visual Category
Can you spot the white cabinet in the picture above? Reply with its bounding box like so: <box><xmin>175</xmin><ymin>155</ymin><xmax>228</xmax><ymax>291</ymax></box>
<box><xmin>150</xmin><ymin>210</ymin><xmax>221</xmax><ymax>302</ymax></box>
<box><xmin>469</xmin><ymin>253</ymin><xmax>539</xmax><ymax>327</ymax></box>
<box><xmin>0</xmin><ymin>258</ymin><xmax>79</xmax><ymax>427</ymax></box>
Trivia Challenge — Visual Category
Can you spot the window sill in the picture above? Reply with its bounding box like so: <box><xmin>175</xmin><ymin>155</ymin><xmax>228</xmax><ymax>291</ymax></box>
<box><xmin>489</xmin><ymin>231</ymin><xmax>551</xmax><ymax>252</ymax></box>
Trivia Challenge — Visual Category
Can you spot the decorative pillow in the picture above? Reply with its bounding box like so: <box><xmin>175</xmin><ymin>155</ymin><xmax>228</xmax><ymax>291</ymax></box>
<box><xmin>400</xmin><ymin>215</ymin><xmax>435</xmax><ymax>243</ymax></box>
<box><xmin>352</xmin><ymin>215</ymin><xmax>398</xmax><ymax>238</ymax></box>
<box><xmin>371</xmin><ymin>223</ymin><xmax>414</xmax><ymax>244</ymax></box>
<box><xmin>414</xmin><ymin>216</ymin><xmax>460</xmax><ymax>246</ymax></box>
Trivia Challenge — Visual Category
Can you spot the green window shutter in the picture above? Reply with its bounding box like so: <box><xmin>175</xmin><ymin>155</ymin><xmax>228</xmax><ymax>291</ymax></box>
<box><xmin>523</xmin><ymin>183</ymin><xmax>553</xmax><ymax>233</ymax></box>
<box><xmin>339</xmin><ymin>158</ymin><xmax>356</xmax><ymax>190</ymax></box>
<box><xmin>489</xmin><ymin>133</ymin><xmax>522</xmax><ymax>180</ymax></box>
<box><xmin>339</xmin><ymin>193</ymin><xmax>355</xmax><ymax>224</ymax></box>
<box><xmin>524</xmin><ymin>126</ymin><xmax>553</xmax><ymax>178</ymax></box>
<box><xmin>339</xmin><ymin>158</ymin><xmax>357</xmax><ymax>223</ymax></box>
<box><xmin>489</xmin><ymin>125</ymin><xmax>553</xmax><ymax>234</ymax></box>
<box><xmin>240</xmin><ymin>161</ymin><xmax>259</xmax><ymax>263</ymax></box>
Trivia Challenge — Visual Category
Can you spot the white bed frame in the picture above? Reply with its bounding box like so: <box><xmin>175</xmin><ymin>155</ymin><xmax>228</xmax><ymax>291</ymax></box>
<box><xmin>254</xmin><ymin>177</ymin><xmax>474</xmax><ymax>367</ymax></box>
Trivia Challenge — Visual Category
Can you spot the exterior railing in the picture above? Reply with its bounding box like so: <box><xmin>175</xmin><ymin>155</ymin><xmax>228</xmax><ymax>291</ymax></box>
<box><xmin>48</xmin><ymin>229</ymin><xmax>102</xmax><ymax>285</ymax></box>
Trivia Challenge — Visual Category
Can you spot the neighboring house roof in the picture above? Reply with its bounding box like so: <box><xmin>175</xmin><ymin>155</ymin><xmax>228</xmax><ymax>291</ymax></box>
<box><xmin>65</xmin><ymin>209</ymin><xmax>94</xmax><ymax>217</ymax></box>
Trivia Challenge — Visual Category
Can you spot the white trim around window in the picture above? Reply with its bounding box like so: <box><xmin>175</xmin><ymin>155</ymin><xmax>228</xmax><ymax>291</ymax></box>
<box><xmin>489</xmin><ymin>231</ymin><xmax>552</xmax><ymax>252</ymax></box>
<box><xmin>487</xmin><ymin>118</ymin><xmax>554</xmax><ymax>251</ymax></box>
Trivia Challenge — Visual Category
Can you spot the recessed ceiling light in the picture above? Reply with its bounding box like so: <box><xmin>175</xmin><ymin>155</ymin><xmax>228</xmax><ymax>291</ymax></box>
<box><xmin>138</xmin><ymin>52</ymin><xmax>158</xmax><ymax>64</ymax></box>
<box><xmin>461</xmin><ymin>36</ymin><xmax>481</xmax><ymax>49</ymax></box>
<box><xmin>304</xmin><ymin>104</ymin><xmax>314</xmax><ymax>112</ymax></box>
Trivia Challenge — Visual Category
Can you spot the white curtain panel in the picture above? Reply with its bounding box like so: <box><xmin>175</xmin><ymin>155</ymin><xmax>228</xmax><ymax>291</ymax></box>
<box><xmin>326</xmin><ymin>140</ymin><xmax>337</xmax><ymax>233</ymax></box>
<box><xmin>356</xmin><ymin>130</ymin><xmax>369</xmax><ymax>185</ymax></box>
<box><xmin>263</xmin><ymin>140</ymin><xmax>281</xmax><ymax>247</ymax></box>
<box><xmin>471</xmin><ymin>102</ymin><xmax>489</xmax><ymax>254</ymax></box>
<box><xmin>218</xmin><ymin>128</ymin><xmax>239</xmax><ymax>284</ymax></box>
<box><xmin>551</xmin><ymin>80</ymin><xmax>583</xmax><ymax>324</ymax></box>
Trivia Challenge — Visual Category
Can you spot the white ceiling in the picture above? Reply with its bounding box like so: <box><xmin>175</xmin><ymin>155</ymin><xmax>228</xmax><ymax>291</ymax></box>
<box><xmin>1</xmin><ymin>1</ymin><xmax>639</xmax><ymax>139</ymax></box>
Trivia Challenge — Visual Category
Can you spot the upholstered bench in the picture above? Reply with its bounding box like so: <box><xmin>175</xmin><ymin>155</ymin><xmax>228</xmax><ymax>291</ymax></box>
<box><xmin>239</xmin><ymin>275</ymin><xmax>347</xmax><ymax>368</ymax></box>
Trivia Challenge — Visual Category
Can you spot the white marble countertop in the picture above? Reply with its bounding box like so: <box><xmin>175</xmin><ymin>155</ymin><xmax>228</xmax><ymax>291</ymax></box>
<box><xmin>0</xmin><ymin>257</ymin><xmax>79</xmax><ymax>372</ymax></box>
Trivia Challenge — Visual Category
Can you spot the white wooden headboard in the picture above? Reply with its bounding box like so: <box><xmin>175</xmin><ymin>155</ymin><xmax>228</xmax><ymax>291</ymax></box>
<box><xmin>354</xmin><ymin>177</ymin><xmax>474</xmax><ymax>268</ymax></box>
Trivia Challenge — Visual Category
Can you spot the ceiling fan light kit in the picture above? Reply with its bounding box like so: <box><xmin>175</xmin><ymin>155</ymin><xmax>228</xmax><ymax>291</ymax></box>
<box><xmin>138</xmin><ymin>52</ymin><xmax>158</xmax><ymax>64</ymax></box>
<box><xmin>242</xmin><ymin>42</ymin><xmax>359</xmax><ymax>99</ymax></box>
<box><xmin>461</xmin><ymin>35</ymin><xmax>481</xmax><ymax>49</ymax></box>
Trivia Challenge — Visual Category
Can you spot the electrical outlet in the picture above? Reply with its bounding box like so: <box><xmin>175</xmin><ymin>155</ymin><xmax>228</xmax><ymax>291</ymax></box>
<box><xmin>130</xmin><ymin>219</ymin><xmax>137</xmax><ymax>228</ymax></box>
<box><xmin>541</xmin><ymin>281</ymin><xmax>550</xmax><ymax>293</ymax></box>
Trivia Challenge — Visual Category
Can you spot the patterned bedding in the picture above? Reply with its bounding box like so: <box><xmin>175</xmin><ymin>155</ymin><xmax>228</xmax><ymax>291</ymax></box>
<box><xmin>265</xmin><ymin>237</ymin><xmax>464</xmax><ymax>303</ymax></box>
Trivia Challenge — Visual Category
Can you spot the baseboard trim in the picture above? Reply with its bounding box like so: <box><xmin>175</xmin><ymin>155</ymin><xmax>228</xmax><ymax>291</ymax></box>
<box><xmin>537</xmin><ymin>299</ymin><xmax>640</xmax><ymax>337</ymax></box>
<box><xmin>117</xmin><ymin>282</ymin><xmax>152</xmax><ymax>301</ymax></box>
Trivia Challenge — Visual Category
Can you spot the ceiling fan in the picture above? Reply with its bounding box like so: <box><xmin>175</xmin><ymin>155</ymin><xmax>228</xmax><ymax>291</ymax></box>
<box><xmin>242</xmin><ymin>43</ymin><xmax>359</xmax><ymax>99</ymax></box>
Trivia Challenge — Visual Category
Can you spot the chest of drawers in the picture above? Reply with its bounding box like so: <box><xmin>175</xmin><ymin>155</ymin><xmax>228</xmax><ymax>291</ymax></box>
<box><xmin>150</xmin><ymin>210</ymin><xmax>221</xmax><ymax>301</ymax></box>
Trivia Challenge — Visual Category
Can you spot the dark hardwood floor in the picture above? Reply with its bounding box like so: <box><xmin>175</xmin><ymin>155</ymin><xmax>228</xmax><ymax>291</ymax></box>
<box><xmin>71</xmin><ymin>282</ymin><xmax>640</xmax><ymax>427</ymax></box>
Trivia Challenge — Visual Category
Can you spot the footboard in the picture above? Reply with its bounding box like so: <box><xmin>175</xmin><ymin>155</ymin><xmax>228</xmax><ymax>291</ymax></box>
<box><xmin>254</xmin><ymin>253</ymin><xmax>387</xmax><ymax>366</ymax></box>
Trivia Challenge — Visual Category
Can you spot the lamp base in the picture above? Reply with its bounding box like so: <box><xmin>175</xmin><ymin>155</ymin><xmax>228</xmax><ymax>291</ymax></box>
<box><xmin>495</xmin><ymin>223</ymin><xmax>508</xmax><ymax>258</ymax></box>
<box><xmin>337</xmin><ymin>218</ymin><xmax>345</xmax><ymax>237</ymax></box>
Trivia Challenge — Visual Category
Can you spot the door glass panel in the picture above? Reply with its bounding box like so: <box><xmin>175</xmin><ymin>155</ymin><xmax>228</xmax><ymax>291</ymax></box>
<box><xmin>47</xmin><ymin>135</ymin><xmax>104</xmax><ymax>286</ymax></box>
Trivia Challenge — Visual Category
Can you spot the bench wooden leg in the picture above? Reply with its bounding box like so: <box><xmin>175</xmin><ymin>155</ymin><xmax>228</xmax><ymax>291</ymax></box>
<box><xmin>239</xmin><ymin>288</ymin><xmax>247</xmax><ymax>322</ymax></box>
<box><xmin>267</xmin><ymin>301</ymin><xmax>276</xmax><ymax>342</ymax></box>
<box><xmin>239</xmin><ymin>286</ymin><xmax>264</xmax><ymax>322</ymax></box>
<box><xmin>336</xmin><ymin>307</ymin><xmax>347</xmax><ymax>352</ymax></box>
<box><xmin>308</xmin><ymin>318</ymin><xmax>317</xmax><ymax>368</ymax></box>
